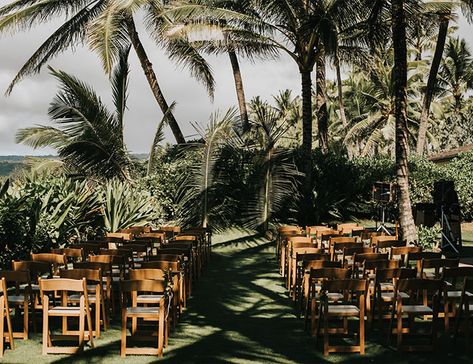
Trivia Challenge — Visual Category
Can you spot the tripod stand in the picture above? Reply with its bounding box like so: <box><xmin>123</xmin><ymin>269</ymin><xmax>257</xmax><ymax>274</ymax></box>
<box><xmin>375</xmin><ymin>203</ymin><xmax>395</xmax><ymax>235</ymax></box>
<box><xmin>440</xmin><ymin>205</ymin><xmax>460</xmax><ymax>254</ymax></box>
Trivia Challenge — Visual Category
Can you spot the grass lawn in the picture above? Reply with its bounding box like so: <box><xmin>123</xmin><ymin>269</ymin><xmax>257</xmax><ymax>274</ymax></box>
<box><xmin>2</xmin><ymin>228</ymin><xmax>473</xmax><ymax>363</ymax></box>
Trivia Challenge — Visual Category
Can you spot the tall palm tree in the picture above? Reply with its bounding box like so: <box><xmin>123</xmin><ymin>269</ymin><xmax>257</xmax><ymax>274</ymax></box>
<box><xmin>391</xmin><ymin>0</ymin><xmax>417</xmax><ymax>243</ymax></box>
<box><xmin>416</xmin><ymin>0</ymin><xmax>473</xmax><ymax>155</ymax></box>
<box><xmin>164</xmin><ymin>0</ymin><xmax>368</xmax><ymax>224</ymax></box>
<box><xmin>438</xmin><ymin>36</ymin><xmax>473</xmax><ymax>111</ymax></box>
<box><xmin>0</xmin><ymin>0</ymin><xmax>215</xmax><ymax>144</ymax></box>
<box><xmin>16</xmin><ymin>47</ymin><xmax>132</xmax><ymax>180</ymax></box>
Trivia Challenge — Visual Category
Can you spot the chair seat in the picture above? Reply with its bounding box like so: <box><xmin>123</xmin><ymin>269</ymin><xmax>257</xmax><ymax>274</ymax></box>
<box><xmin>69</xmin><ymin>294</ymin><xmax>97</xmax><ymax>303</ymax></box>
<box><xmin>8</xmin><ymin>294</ymin><xmax>28</xmax><ymax>304</ymax></box>
<box><xmin>447</xmin><ymin>290</ymin><xmax>473</xmax><ymax>299</ymax></box>
<box><xmin>327</xmin><ymin>293</ymin><xmax>344</xmax><ymax>302</ymax></box>
<box><xmin>48</xmin><ymin>306</ymin><xmax>83</xmax><ymax>316</ymax></box>
<box><xmin>380</xmin><ymin>292</ymin><xmax>409</xmax><ymax>301</ymax></box>
<box><xmin>136</xmin><ymin>294</ymin><xmax>164</xmax><ymax>304</ymax></box>
<box><xmin>328</xmin><ymin>304</ymin><xmax>359</xmax><ymax>316</ymax></box>
<box><xmin>401</xmin><ymin>305</ymin><xmax>433</xmax><ymax>315</ymax></box>
<box><xmin>126</xmin><ymin>307</ymin><xmax>160</xmax><ymax>316</ymax></box>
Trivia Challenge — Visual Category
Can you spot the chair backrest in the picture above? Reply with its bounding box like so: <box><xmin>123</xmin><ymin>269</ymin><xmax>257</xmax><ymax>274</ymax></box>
<box><xmin>330</xmin><ymin>236</ymin><xmax>357</xmax><ymax>245</ymax></box>
<box><xmin>31</xmin><ymin>253</ymin><xmax>67</xmax><ymax>267</ymax></box>
<box><xmin>59</xmin><ymin>268</ymin><xmax>101</xmax><ymax>283</ymax></box>
<box><xmin>73</xmin><ymin>242</ymin><xmax>104</xmax><ymax>256</ymax></box>
<box><xmin>74</xmin><ymin>261</ymin><xmax>112</xmax><ymax>276</ymax></box>
<box><xmin>375</xmin><ymin>267</ymin><xmax>417</xmax><ymax>282</ymax></box>
<box><xmin>293</xmin><ymin>247</ymin><xmax>323</xmax><ymax>259</ymax></box>
<box><xmin>39</xmin><ymin>277</ymin><xmax>86</xmax><ymax>293</ymax></box>
<box><xmin>174</xmin><ymin>235</ymin><xmax>197</xmax><ymax>242</ymax></box>
<box><xmin>396</xmin><ymin>278</ymin><xmax>444</xmax><ymax>301</ymax></box>
<box><xmin>159</xmin><ymin>226</ymin><xmax>181</xmax><ymax>234</ymax></box>
<box><xmin>12</xmin><ymin>260</ymin><xmax>52</xmax><ymax>281</ymax></box>
<box><xmin>332</xmin><ymin>242</ymin><xmax>364</xmax><ymax>261</ymax></box>
<box><xmin>309</xmin><ymin>267</ymin><xmax>352</xmax><ymax>280</ymax></box>
<box><xmin>0</xmin><ymin>270</ymin><xmax>30</xmax><ymax>284</ymax></box>
<box><xmin>321</xmin><ymin>279</ymin><xmax>368</xmax><ymax>294</ymax></box>
<box><xmin>106</xmin><ymin>232</ymin><xmax>132</xmax><ymax>241</ymax></box>
<box><xmin>303</xmin><ymin>260</ymin><xmax>341</xmax><ymax>271</ymax></box>
<box><xmin>337</xmin><ymin>223</ymin><xmax>359</xmax><ymax>235</ymax></box>
<box><xmin>287</xmin><ymin>236</ymin><xmax>312</xmax><ymax>245</ymax></box>
<box><xmin>373</xmin><ymin>239</ymin><xmax>406</xmax><ymax>251</ymax></box>
<box><xmin>88</xmin><ymin>254</ymin><xmax>113</xmax><ymax>264</ymax></box>
<box><xmin>149</xmin><ymin>254</ymin><xmax>181</xmax><ymax>262</ymax></box>
<box><xmin>119</xmin><ymin>226</ymin><xmax>151</xmax><ymax>235</ymax></box>
<box><xmin>51</xmin><ymin>247</ymin><xmax>85</xmax><ymax>261</ymax></box>
<box><xmin>371</xmin><ymin>235</ymin><xmax>400</xmax><ymax>244</ymax></box>
<box><xmin>353</xmin><ymin>252</ymin><xmax>388</xmax><ymax>264</ymax></box>
<box><xmin>406</xmin><ymin>251</ymin><xmax>442</xmax><ymax>267</ymax></box>
<box><xmin>141</xmin><ymin>261</ymin><xmax>180</xmax><ymax>271</ymax></box>
<box><xmin>296</xmin><ymin>252</ymin><xmax>330</xmax><ymax>263</ymax></box>
<box><xmin>420</xmin><ymin>258</ymin><xmax>459</xmax><ymax>279</ymax></box>
<box><xmin>279</xmin><ymin>226</ymin><xmax>302</xmax><ymax>235</ymax></box>
<box><xmin>129</xmin><ymin>269</ymin><xmax>165</xmax><ymax>280</ymax></box>
<box><xmin>120</xmin><ymin>243</ymin><xmax>148</xmax><ymax>253</ymax></box>
<box><xmin>390</xmin><ymin>246</ymin><xmax>422</xmax><ymax>260</ymax></box>
<box><xmin>342</xmin><ymin>246</ymin><xmax>374</xmax><ymax>258</ymax></box>
<box><xmin>363</xmin><ymin>259</ymin><xmax>400</xmax><ymax>272</ymax></box>
<box><xmin>120</xmin><ymin>279</ymin><xmax>167</xmax><ymax>294</ymax></box>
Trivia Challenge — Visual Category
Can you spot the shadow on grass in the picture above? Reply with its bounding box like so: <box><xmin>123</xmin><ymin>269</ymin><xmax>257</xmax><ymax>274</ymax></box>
<box><xmin>7</xmin><ymin>229</ymin><xmax>473</xmax><ymax>363</ymax></box>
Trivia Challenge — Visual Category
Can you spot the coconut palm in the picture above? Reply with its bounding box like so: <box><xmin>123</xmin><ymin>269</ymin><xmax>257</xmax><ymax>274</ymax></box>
<box><xmin>0</xmin><ymin>0</ymin><xmax>215</xmax><ymax>143</ymax></box>
<box><xmin>416</xmin><ymin>0</ymin><xmax>473</xmax><ymax>155</ymax></box>
<box><xmin>16</xmin><ymin>46</ymin><xmax>132</xmax><ymax>180</ymax></box>
<box><xmin>391</xmin><ymin>0</ymin><xmax>418</xmax><ymax>243</ymax></box>
<box><xmin>438</xmin><ymin>36</ymin><xmax>473</xmax><ymax>111</ymax></box>
<box><xmin>164</xmin><ymin>0</ymin><xmax>369</xmax><ymax>224</ymax></box>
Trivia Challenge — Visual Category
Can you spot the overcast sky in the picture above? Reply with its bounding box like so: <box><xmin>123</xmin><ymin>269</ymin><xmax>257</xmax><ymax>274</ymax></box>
<box><xmin>0</xmin><ymin>6</ymin><xmax>472</xmax><ymax>156</ymax></box>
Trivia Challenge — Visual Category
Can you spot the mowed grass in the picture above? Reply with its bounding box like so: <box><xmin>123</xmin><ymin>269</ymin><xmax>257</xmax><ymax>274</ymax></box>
<box><xmin>2</xmin><ymin>228</ymin><xmax>473</xmax><ymax>363</ymax></box>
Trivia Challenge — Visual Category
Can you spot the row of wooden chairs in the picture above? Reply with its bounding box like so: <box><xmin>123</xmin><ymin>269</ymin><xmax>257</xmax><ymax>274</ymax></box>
<box><xmin>0</xmin><ymin>225</ymin><xmax>212</xmax><ymax>358</ymax></box>
<box><xmin>276</xmin><ymin>225</ymin><xmax>473</xmax><ymax>356</ymax></box>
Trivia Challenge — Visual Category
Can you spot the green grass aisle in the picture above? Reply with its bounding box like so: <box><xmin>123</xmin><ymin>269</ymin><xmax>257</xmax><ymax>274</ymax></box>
<box><xmin>3</xmin><ymin>229</ymin><xmax>472</xmax><ymax>363</ymax></box>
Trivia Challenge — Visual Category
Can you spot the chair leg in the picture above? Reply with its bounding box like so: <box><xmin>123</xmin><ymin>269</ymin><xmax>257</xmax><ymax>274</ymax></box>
<box><xmin>360</xmin><ymin>295</ymin><xmax>365</xmax><ymax>355</ymax></box>
<box><xmin>42</xmin><ymin>298</ymin><xmax>48</xmax><ymax>355</ymax></box>
<box><xmin>78</xmin><ymin>310</ymin><xmax>85</xmax><ymax>353</ymax></box>
<box><xmin>0</xmin><ymin>298</ymin><xmax>4</xmax><ymax>357</ymax></box>
<box><xmin>121</xmin><ymin>312</ymin><xmax>127</xmax><ymax>357</ymax></box>
<box><xmin>323</xmin><ymin>308</ymin><xmax>329</xmax><ymax>356</ymax></box>
<box><xmin>23</xmin><ymin>301</ymin><xmax>29</xmax><ymax>340</ymax></box>
<box><xmin>396</xmin><ymin>307</ymin><xmax>403</xmax><ymax>350</ymax></box>
<box><xmin>158</xmin><ymin>313</ymin><xmax>164</xmax><ymax>357</ymax></box>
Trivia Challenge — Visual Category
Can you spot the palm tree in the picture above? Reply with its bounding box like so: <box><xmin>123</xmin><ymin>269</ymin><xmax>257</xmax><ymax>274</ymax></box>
<box><xmin>438</xmin><ymin>37</ymin><xmax>473</xmax><ymax>112</ymax></box>
<box><xmin>0</xmin><ymin>0</ymin><xmax>215</xmax><ymax>144</ymax></box>
<box><xmin>16</xmin><ymin>47</ymin><xmax>132</xmax><ymax>180</ymax></box>
<box><xmin>165</xmin><ymin>0</ymin><xmax>368</xmax><ymax>224</ymax></box>
<box><xmin>416</xmin><ymin>0</ymin><xmax>473</xmax><ymax>155</ymax></box>
<box><xmin>391</xmin><ymin>0</ymin><xmax>417</xmax><ymax>243</ymax></box>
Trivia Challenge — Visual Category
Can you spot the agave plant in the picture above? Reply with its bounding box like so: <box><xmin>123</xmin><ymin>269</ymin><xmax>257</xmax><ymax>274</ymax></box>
<box><xmin>177</xmin><ymin>109</ymin><xmax>240</xmax><ymax>229</ymax></box>
<box><xmin>16</xmin><ymin>46</ymin><xmax>132</xmax><ymax>180</ymax></box>
<box><xmin>102</xmin><ymin>179</ymin><xmax>160</xmax><ymax>233</ymax></box>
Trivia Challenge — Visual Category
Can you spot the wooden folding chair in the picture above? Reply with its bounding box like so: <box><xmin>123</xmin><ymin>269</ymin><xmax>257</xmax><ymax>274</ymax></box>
<box><xmin>390</xmin><ymin>246</ymin><xmax>422</xmax><ymax>266</ymax></box>
<box><xmin>441</xmin><ymin>266</ymin><xmax>473</xmax><ymax>332</ymax></box>
<box><xmin>31</xmin><ymin>253</ymin><xmax>67</xmax><ymax>276</ymax></box>
<box><xmin>318</xmin><ymin>278</ymin><xmax>368</xmax><ymax>356</ymax></box>
<box><xmin>389</xmin><ymin>278</ymin><xmax>444</xmax><ymax>351</ymax></box>
<box><xmin>51</xmin><ymin>248</ymin><xmax>85</xmax><ymax>266</ymax></box>
<box><xmin>372</xmin><ymin>239</ymin><xmax>406</xmax><ymax>255</ymax></box>
<box><xmin>337</xmin><ymin>223</ymin><xmax>359</xmax><ymax>235</ymax></box>
<box><xmin>0</xmin><ymin>271</ymin><xmax>34</xmax><ymax>341</ymax></box>
<box><xmin>39</xmin><ymin>277</ymin><xmax>94</xmax><ymax>355</ymax></box>
<box><xmin>454</xmin><ymin>277</ymin><xmax>473</xmax><ymax>349</ymax></box>
<box><xmin>290</xmin><ymin>247</ymin><xmax>324</xmax><ymax>299</ymax></box>
<box><xmin>419</xmin><ymin>258</ymin><xmax>459</xmax><ymax>279</ymax></box>
<box><xmin>352</xmin><ymin>253</ymin><xmax>388</xmax><ymax>278</ymax></box>
<box><xmin>60</xmin><ymin>269</ymin><xmax>107</xmax><ymax>338</ymax></box>
<box><xmin>278</xmin><ymin>227</ymin><xmax>304</xmax><ymax>275</ymax></box>
<box><xmin>371</xmin><ymin>267</ymin><xmax>416</xmax><ymax>330</ymax></box>
<box><xmin>285</xmin><ymin>236</ymin><xmax>312</xmax><ymax>286</ymax></box>
<box><xmin>406</xmin><ymin>251</ymin><xmax>442</xmax><ymax>271</ymax></box>
<box><xmin>0</xmin><ymin>278</ymin><xmax>14</xmax><ymax>357</ymax></box>
<box><xmin>120</xmin><ymin>280</ymin><xmax>168</xmax><ymax>357</ymax></box>
<box><xmin>307</xmin><ymin>267</ymin><xmax>351</xmax><ymax>336</ymax></box>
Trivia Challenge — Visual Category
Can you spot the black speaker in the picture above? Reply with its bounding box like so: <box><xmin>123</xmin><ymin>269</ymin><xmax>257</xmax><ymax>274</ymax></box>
<box><xmin>433</xmin><ymin>180</ymin><xmax>458</xmax><ymax>206</ymax></box>
<box><xmin>372</xmin><ymin>182</ymin><xmax>396</xmax><ymax>203</ymax></box>
<box><xmin>414</xmin><ymin>203</ymin><xmax>437</xmax><ymax>227</ymax></box>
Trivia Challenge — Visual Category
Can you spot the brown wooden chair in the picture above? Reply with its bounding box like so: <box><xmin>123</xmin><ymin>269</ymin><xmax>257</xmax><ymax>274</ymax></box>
<box><xmin>337</xmin><ymin>223</ymin><xmax>359</xmax><ymax>235</ymax></box>
<box><xmin>318</xmin><ymin>278</ymin><xmax>368</xmax><ymax>356</ymax></box>
<box><xmin>51</xmin><ymin>248</ymin><xmax>85</xmax><ymax>265</ymax></box>
<box><xmin>290</xmin><ymin>247</ymin><xmax>324</xmax><ymax>299</ymax></box>
<box><xmin>441</xmin><ymin>266</ymin><xmax>473</xmax><ymax>332</ymax></box>
<box><xmin>419</xmin><ymin>258</ymin><xmax>459</xmax><ymax>279</ymax></box>
<box><xmin>120</xmin><ymin>243</ymin><xmax>150</xmax><ymax>268</ymax></box>
<box><xmin>390</xmin><ymin>246</ymin><xmax>422</xmax><ymax>266</ymax></box>
<box><xmin>389</xmin><ymin>278</ymin><xmax>444</xmax><ymax>351</ymax></box>
<box><xmin>31</xmin><ymin>253</ymin><xmax>67</xmax><ymax>276</ymax></box>
<box><xmin>372</xmin><ymin>239</ymin><xmax>406</xmax><ymax>255</ymax></box>
<box><xmin>39</xmin><ymin>277</ymin><xmax>94</xmax><ymax>355</ymax></box>
<box><xmin>371</xmin><ymin>267</ymin><xmax>416</xmax><ymax>330</ymax></box>
<box><xmin>329</xmin><ymin>237</ymin><xmax>359</xmax><ymax>260</ymax></box>
<box><xmin>72</xmin><ymin>242</ymin><xmax>105</xmax><ymax>257</ymax></box>
<box><xmin>285</xmin><ymin>236</ymin><xmax>312</xmax><ymax>284</ymax></box>
<box><xmin>120</xmin><ymin>279</ymin><xmax>168</xmax><ymax>357</ymax></box>
<box><xmin>0</xmin><ymin>271</ymin><xmax>34</xmax><ymax>341</ymax></box>
<box><xmin>406</xmin><ymin>251</ymin><xmax>442</xmax><ymax>271</ymax></box>
<box><xmin>278</xmin><ymin>227</ymin><xmax>304</xmax><ymax>275</ymax></box>
<box><xmin>0</xmin><ymin>278</ymin><xmax>14</xmax><ymax>357</ymax></box>
<box><xmin>340</xmin><ymin>246</ymin><xmax>374</xmax><ymax>268</ymax></box>
<box><xmin>59</xmin><ymin>269</ymin><xmax>106</xmax><ymax>338</ymax></box>
<box><xmin>352</xmin><ymin>253</ymin><xmax>388</xmax><ymax>278</ymax></box>
<box><xmin>454</xmin><ymin>277</ymin><xmax>473</xmax><ymax>348</ymax></box>
<box><xmin>306</xmin><ymin>267</ymin><xmax>351</xmax><ymax>335</ymax></box>
<box><xmin>320</xmin><ymin>231</ymin><xmax>343</xmax><ymax>250</ymax></box>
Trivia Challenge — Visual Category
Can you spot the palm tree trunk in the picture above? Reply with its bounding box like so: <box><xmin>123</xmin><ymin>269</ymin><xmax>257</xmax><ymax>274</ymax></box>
<box><xmin>335</xmin><ymin>56</ymin><xmax>348</xmax><ymax>128</ymax></box>
<box><xmin>300</xmin><ymin>68</ymin><xmax>314</xmax><ymax>225</ymax></box>
<box><xmin>392</xmin><ymin>0</ymin><xmax>417</xmax><ymax>243</ymax></box>
<box><xmin>416</xmin><ymin>13</ymin><xmax>450</xmax><ymax>155</ymax></box>
<box><xmin>125</xmin><ymin>16</ymin><xmax>185</xmax><ymax>144</ymax></box>
<box><xmin>316</xmin><ymin>49</ymin><xmax>329</xmax><ymax>154</ymax></box>
<box><xmin>228</xmin><ymin>49</ymin><xmax>249</xmax><ymax>131</ymax></box>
